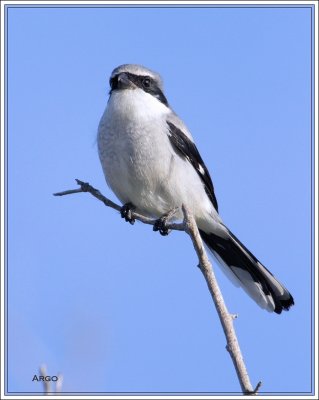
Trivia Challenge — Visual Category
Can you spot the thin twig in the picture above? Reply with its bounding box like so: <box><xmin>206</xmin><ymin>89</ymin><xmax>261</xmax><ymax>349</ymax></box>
<box><xmin>39</xmin><ymin>365</ymin><xmax>51</xmax><ymax>394</ymax></box>
<box><xmin>54</xmin><ymin>179</ymin><xmax>184</xmax><ymax>231</ymax></box>
<box><xmin>54</xmin><ymin>180</ymin><xmax>262</xmax><ymax>394</ymax></box>
<box><xmin>182</xmin><ymin>204</ymin><xmax>260</xmax><ymax>395</ymax></box>
<box><xmin>252</xmin><ymin>381</ymin><xmax>263</xmax><ymax>395</ymax></box>
<box><xmin>39</xmin><ymin>365</ymin><xmax>63</xmax><ymax>395</ymax></box>
<box><xmin>55</xmin><ymin>373</ymin><xmax>64</xmax><ymax>393</ymax></box>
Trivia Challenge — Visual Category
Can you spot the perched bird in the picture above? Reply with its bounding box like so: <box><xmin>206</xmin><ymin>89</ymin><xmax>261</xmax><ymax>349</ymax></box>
<box><xmin>98</xmin><ymin>64</ymin><xmax>294</xmax><ymax>314</ymax></box>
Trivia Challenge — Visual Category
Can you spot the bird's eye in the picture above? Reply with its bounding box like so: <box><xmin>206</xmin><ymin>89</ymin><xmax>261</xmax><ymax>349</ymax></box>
<box><xmin>142</xmin><ymin>77</ymin><xmax>151</xmax><ymax>88</ymax></box>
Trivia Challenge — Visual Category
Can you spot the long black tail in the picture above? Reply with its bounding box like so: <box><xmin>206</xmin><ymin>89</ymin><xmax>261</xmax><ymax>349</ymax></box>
<box><xmin>199</xmin><ymin>228</ymin><xmax>294</xmax><ymax>314</ymax></box>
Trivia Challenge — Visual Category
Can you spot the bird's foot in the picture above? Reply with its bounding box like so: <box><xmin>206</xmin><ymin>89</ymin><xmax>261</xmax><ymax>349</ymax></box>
<box><xmin>120</xmin><ymin>203</ymin><xmax>136</xmax><ymax>225</ymax></box>
<box><xmin>153</xmin><ymin>208</ymin><xmax>179</xmax><ymax>236</ymax></box>
<box><xmin>153</xmin><ymin>215</ymin><xmax>171</xmax><ymax>236</ymax></box>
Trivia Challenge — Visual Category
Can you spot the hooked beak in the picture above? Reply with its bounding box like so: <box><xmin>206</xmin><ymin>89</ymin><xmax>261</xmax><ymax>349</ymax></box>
<box><xmin>117</xmin><ymin>73</ymin><xmax>132</xmax><ymax>88</ymax></box>
<box><xmin>110</xmin><ymin>72</ymin><xmax>133</xmax><ymax>92</ymax></box>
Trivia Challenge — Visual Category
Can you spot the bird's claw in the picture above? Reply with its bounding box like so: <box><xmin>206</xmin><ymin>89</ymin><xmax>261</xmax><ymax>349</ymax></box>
<box><xmin>153</xmin><ymin>216</ymin><xmax>171</xmax><ymax>236</ymax></box>
<box><xmin>120</xmin><ymin>203</ymin><xmax>136</xmax><ymax>225</ymax></box>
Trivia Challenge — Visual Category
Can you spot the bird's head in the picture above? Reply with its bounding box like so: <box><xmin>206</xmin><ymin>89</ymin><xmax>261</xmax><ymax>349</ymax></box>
<box><xmin>108</xmin><ymin>64</ymin><xmax>168</xmax><ymax>107</ymax></box>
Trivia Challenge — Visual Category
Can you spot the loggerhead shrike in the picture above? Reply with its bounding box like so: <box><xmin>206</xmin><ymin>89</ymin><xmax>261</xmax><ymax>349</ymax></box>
<box><xmin>98</xmin><ymin>64</ymin><xmax>294</xmax><ymax>314</ymax></box>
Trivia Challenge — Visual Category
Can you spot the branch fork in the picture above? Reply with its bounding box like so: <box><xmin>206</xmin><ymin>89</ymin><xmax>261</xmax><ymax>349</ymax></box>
<box><xmin>54</xmin><ymin>179</ymin><xmax>262</xmax><ymax>395</ymax></box>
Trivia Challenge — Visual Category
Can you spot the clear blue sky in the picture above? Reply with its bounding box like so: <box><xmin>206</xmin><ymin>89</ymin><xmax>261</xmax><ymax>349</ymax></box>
<box><xmin>6</xmin><ymin>4</ymin><xmax>314</xmax><ymax>395</ymax></box>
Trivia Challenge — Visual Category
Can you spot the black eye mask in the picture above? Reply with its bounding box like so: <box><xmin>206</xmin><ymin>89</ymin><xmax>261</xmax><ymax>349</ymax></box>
<box><xmin>110</xmin><ymin>72</ymin><xmax>169</xmax><ymax>107</ymax></box>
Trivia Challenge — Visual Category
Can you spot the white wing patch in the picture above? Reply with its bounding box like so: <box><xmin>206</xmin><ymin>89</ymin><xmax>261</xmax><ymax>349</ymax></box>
<box><xmin>198</xmin><ymin>164</ymin><xmax>205</xmax><ymax>175</ymax></box>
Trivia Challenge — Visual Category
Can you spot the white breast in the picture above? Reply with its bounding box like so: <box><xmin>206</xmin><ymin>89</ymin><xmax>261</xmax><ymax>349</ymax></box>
<box><xmin>98</xmin><ymin>88</ymin><xmax>219</xmax><ymax>225</ymax></box>
<box><xmin>98</xmin><ymin>89</ymin><xmax>174</xmax><ymax>216</ymax></box>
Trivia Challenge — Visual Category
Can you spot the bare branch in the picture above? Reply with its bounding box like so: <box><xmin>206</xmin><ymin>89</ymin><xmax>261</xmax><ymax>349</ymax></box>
<box><xmin>182</xmin><ymin>204</ymin><xmax>260</xmax><ymax>395</ymax></box>
<box><xmin>54</xmin><ymin>179</ymin><xmax>184</xmax><ymax>231</ymax></box>
<box><xmin>54</xmin><ymin>180</ymin><xmax>262</xmax><ymax>394</ymax></box>
<box><xmin>55</xmin><ymin>373</ymin><xmax>64</xmax><ymax>393</ymax></box>
<box><xmin>252</xmin><ymin>380</ymin><xmax>263</xmax><ymax>395</ymax></box>
<box><xmin>39</xmin><ymin>365</ymin><xmax>63</xmax><ymax>395</ymax></box>
<box><xmin>39</xmin><ymin>365</ymin><xmax>51</xmax><ymax>394</ymax></box>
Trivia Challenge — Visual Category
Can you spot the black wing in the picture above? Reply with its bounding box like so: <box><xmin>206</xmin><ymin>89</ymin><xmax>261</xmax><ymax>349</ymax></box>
<box><xmin>167</xmin><ymin>121</ymin><xmax>218</xmax><ymax>212</ymax></box>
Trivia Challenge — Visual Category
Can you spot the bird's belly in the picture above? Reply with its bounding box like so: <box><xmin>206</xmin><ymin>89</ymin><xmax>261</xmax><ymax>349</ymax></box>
<box><xmin>98</xmin><ymin>99</ymin><xmax>214</xmax><ymax>221</ymax></box>
<box><xmin>100</xmin><ymin>141</ymin><xmax>213</xmax><ymax>223</ymax></box>
<box><xmin>99</xmin><ymin>123</ymin><xmax>180</xmax><ymax>218</ymax></box>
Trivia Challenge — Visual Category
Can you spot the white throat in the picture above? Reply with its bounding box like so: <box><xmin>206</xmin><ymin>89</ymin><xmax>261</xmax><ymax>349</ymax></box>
<box><xmin>107</xmin><ymin>88</ymin><xmax>170</xmax><ymax>122</ymax></box>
